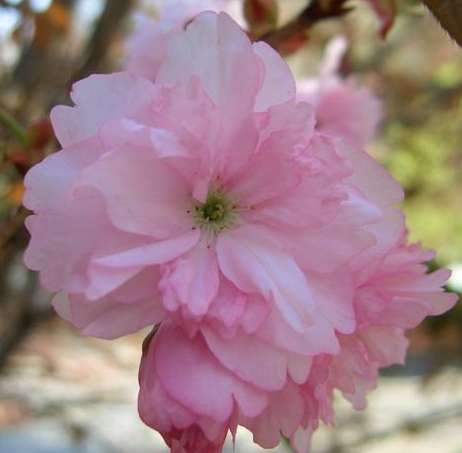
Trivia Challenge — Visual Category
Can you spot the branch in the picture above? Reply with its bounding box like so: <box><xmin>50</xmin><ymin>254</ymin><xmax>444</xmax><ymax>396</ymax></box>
<box><xmin>71</xmin><ymin>0</ymin><xmax>135</xmax><ymax>82</ymax></box>
<box><xmin>262</xmin><ymin>0</ymin><xmax>351</xmax><ymax>55</ymax></box>
<box><xmin>422</xmin><ymin>0</ymin><xmax>462</xmax><ymax>47</ymax></box>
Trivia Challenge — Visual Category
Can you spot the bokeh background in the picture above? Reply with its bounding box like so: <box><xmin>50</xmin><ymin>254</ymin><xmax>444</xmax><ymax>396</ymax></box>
<box><xmin>0</xmin><ymin>0</ymin><xmax>461</xmax><ymax>452</ymax></box>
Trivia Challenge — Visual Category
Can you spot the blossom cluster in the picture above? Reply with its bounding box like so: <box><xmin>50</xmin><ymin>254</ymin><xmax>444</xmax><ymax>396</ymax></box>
<box><xmin>23</xmin><ymin>5</ymin><xmax>456</xmax><ymax>453</ymax></box>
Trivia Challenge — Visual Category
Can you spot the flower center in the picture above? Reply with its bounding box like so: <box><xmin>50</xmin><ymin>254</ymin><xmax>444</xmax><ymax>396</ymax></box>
<box><xmin>193</xmin><ymin>191</ymin><xmax>236</xmax><ymax>233</ymax></box>
<box><xmin>201</xmin><ymin>198</ymin><xmax>226</xmax><ymax>221</ymax></box>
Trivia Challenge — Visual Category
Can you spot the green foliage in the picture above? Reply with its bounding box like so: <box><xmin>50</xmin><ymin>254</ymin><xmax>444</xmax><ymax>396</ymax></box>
<box><xmin>383</xmin><ymin>92</ymin><xmax>462</xmax><ymax>263</ymax></box>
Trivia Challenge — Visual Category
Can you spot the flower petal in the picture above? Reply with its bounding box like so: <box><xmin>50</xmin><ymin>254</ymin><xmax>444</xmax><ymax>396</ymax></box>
<box><xmin>87</xmin><ymin>231</ymin><xmax>200</xmax><ymax>300</ymax></box>
<box><xmin>202</xmin><ymin>326</ymin><xmax>289</xmax><ymax>391</ymax></box>
<box><xmin>51</xmin><ymin>72</ymin><xmax>155</xmax><ymax>146</ymax></box>
<box><xmin>157</xmin><ymin>12</ymin><xmax>259</xmax><ymax>124</ymax></box>
<box><xmin>154</xmin><ymin>324</ymin><xmax>268</xmax><ymax>421</ymax></box>
<box><xmin>253</xmin><ymin>41</ymin><xmax>296</xmax><ymax>112</ymax></box>
<box><xmin>339</xmin><ymin>143</ymin><xmax>404</xmax><ymax>207</ymax></box>
<box><xmin>78</xmin><ymin>147</ymin><xmax>191</xmax><ymax>238</ymax></box>
<box><xmin>53</xmin><ymin>267</ymin><xmax>165</xmax><ymax>339</ymax></box>
<box><xmin>93</xmin><ymin>231</ymin><xmax>200</xmax><ymax>268</ymax></box>
<box><xmin>217</xmin><ymin>226</ymin><xmax>314</xmax><ymax>332</ymax></box>
<box><xmin>23</xmin><ymin>137</ymin><xmax>105</xmax><ymax>212</ymax></box>
<box><xmin>257</xmin><ymin>308</ymin><xmax>339</xmax><ymax>356</ymax></box>
<box><xmin>160</xmin><ymin>241</ymin><xmax>220</xmax><ymax>316</ymax></box>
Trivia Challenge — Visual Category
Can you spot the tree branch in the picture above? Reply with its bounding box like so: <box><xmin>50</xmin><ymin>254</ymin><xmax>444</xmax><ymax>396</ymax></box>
<box><xmin>262</xmin><ymin>0</ymin><xmax>351</xmax><ymax>55</ymax></box>
<box><xmin>71</xmin><ymin>0</ymin><xmax>135</xmax><ymax>82</ymax></box>
<box><xmin>422</xmin><ymin>0</ymin><xmax>462</xmax><ymax>47</ymax></box>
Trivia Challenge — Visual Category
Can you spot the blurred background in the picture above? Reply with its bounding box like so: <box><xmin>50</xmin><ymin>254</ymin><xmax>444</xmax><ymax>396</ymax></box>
<box><xmin>0</xmin><ymin>0</ymin><xmax>462</xmax><ymax>452</ymax></box>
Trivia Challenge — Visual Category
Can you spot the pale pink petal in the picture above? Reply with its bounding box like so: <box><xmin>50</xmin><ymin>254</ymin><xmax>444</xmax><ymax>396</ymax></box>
<box><xmin>207</xmin><ymin>278</ymin><xmax>248</xmax><ymax>329</ymax></box>
<box><xmin>92</xmin><ymin>231</ymin><xmax>200</xmax><ymax>268</ymax></box>
<box><xmin>24</xmin><ymin>188</ymin><xmax>107</xmax><ymax>292</ymax></box>
<box><xmin>297</xmin><ymin>36</ymin><xmax>381</xmax><ymax>149</ymax></box>
<box><xmin>228</xmin><ymin>151</ymin><xmax>300</xmax><ymax>207</ymax></box>
<box><xmin>288</xmin><ymin>355</ymin><xmax>312</xmax><ymax>385</ymax></box>
<box><xmin>308</xmin><ymin>271</ymin><xmax>356</xmax><ymax>334</ymax></box>
<box><xmin>334</xmin><ymin>186</ymin><xmax>382</xmax><ymax>226</ymax></box>
<box><xmin>217</xmin><ymin>226</ymin><xmax>314</xmax><ymax>332</ymax></box>
<box><xmin>157</xmin><ymin>12</ymin><xmax>259</xmax><ymax>124</ymax></box>
<box><xmin>202</xmin><ymin>326</ymin><xmax>290</xmax><ymax>391</ymax></box>
<box><xmin>98</xmin><ymin>120</ymin><xmax>193</xmax><ymax>160</ymax></box>
<box><xmin>360</xmin><ymin>326</ymin><xmax>409</xmax><ymax>366</ymax></box>
<box><xmin>244</xmin><ymin>382</ymin><xmax>305</xmax><ymax>449</ymax></box>
<box><xmin>256</xmin><ymin>308</ymin><xmax>339</xmax><ymax>356</ymax></box>
<box><xmin>215</xmin><ymin>118</ymin><xmax>259</xmax><ymax>183</ymax></box>
<box><xmin>376</xmin><ymin>293</ymin><xmax>457</xmax><ymax>329</ymax></box>
<box><xmin>338</xmin><ymin>143</ymin><xmax>404</xmax><ymax>207</ymax></box>
<box><xmin>78</xmin><ymin>147</ymin><xmax>191</xmax><ymax>238</ymax></box>
<box><xmin>293</xmin><ymin>223</ymin><xmax>375</xmax><ymax>273</ymax></box>
<box><xmin>380</xmin><ymin>268</ymin><xmax>452</xmax><ymax>292</ymax></box>
<box><xmin>126</xmin><ymin>19</ymin><xmax>172</xmax><ymax>81</ymax></box>
<box><xmin>353</xmin><ymin>208</ymin><xmax>406</xmax><ymax>279</ymax></box>
<box><xmin>317</xmin><ymin>84</ymin><xmax>382</xmax><ymax>149</ymax></box>
<box><xmin>160</xmin><ymin>241</ymin><xmax>220</xmax><ymax>316</ymax></box>
<box><xmin>51</xmin><ymin>73</ymin><xmax>155</xmax><ymax>146</ymax></box>
<box><xmin>154</xmin><ymin>324</ymin><xmax>268</xmax><ymax>421</ymax></box>
<box><xmin>23</xmin><ymin>137</ymin><xmax>105</xmax><ymax>212</ymax></box>
<box><xmin>52</xmin><ymin>267</ymin><xmax>165</xmax><ymax>339</ymax></box>
<box><xmin>258</xmin><ymin>101</ymin><xmax>315</xmax><ymax>153</ymax></box>
<box><xmin>240</xmin><ymin>294</ymin><xmax>270</xmax><ymax>334</ymax></box>
<box><xmin>253</xmin><ymin>41</ymin><xmax>296</xmax><ymax>112</ymax></box>
<box><xmin>84</xmin><ymin>265</ymin><xmax>144</xmax><ymax>301</ymax></box>
<box><xmin>85</xmin><ymin>231</ymin><xmax>199</xmax><ymax>300</ymax></box>
<box><xmin>125</xmin><ymin>0</ymin><xmax>231</xmax><ymax>81</ymax></box>
<box><xmin>329</xmin><ymin>335</ymin><xmax>376</xmax><ymax>410</ymax></box>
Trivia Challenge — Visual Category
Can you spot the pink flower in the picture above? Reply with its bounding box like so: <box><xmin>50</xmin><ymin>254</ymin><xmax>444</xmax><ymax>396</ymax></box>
<box><xmin>125</xmin><ymin>0</ymin><xmax>241</xmax><ymax>80</ymax></box>
<box><xmin>23</xmin><ymin>11</ymin><xmax>456</xmax><ymax>453</ymax></box>
<box><xmin>290</xmin><ymin>241</ymin><xmax>457</xmax><ymax>450</ymax></box>
<box><xmin>298</xmin><ymin>37</ymin><xmax>382</xmax><ymax>150</ymax></box>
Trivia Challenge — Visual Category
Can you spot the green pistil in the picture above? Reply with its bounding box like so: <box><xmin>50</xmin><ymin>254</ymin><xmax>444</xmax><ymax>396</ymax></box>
<box><xmin>193</xmin><ymin>191</ymin><xmax>236</xmax><ymax>233</ymax></box>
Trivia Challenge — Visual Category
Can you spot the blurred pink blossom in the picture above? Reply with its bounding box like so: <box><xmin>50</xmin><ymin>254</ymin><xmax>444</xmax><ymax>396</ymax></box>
<box><xmin>23</xmin><ymin>11</ymin><xmax>456</xmax><ymax>453</ymax></box>
<box><xmin>298</xmin><ymin>36</ymin><xmax>382</xmax><ymax>150</ymax></box>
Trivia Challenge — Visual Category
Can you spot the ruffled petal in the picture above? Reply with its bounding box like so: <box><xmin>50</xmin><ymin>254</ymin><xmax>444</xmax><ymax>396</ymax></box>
<box><xmin>217</xmin><ymin>225</ymin><xmax>314</xmax><ymax>332</ymax></box>
<box><xmin>51</xmin><ymin>73</ymin><xmax>155</xmax><ymax>146</ymax></box>
<box><xmin>23</xmin><ymin>137</ymin><xmax>105</xmax><ymax>212</ymax></box>
<box><xmin>87</xmin><ymin>231</ymin><xmax>200</xmax><ymax>300</ymax></box>
<box><xmin>160</xmin><ymin>241</ymin><xmax>220</xmax><ymax>316</ymax></box>
<box><xmin>253</xmin><ymin>41</ymin><xmax>296</xmax><ymax>112</ymax></box>
<box><xmin>157</xmin><ymin>12</ymin><xmax>259</xmax><ymax>125</ymax></box>
<box><xmin>151</xmin><ymin>324</ymin><xmax>268</xmax><ymax>421</ymax></box>
<box><xmin>52</xmin><ymin>267</ymin><xmax>165</xmax><ymax>339</ymax></box>
<box><xmin>78</xmin><ymin>147</ymin><xmax>192</xmax><ymax>238</ymax></box>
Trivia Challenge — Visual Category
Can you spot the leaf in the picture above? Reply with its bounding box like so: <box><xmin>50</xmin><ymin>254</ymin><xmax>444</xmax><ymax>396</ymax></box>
<box><xmin>0</xmin><ymin>109</ymin><xmax>28</xmax><ymax>148</ymax></box>
<box><xmin>422</xmin><ymin>0</ymin><xmax>462</xmax><ymax>47</ymax></box>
